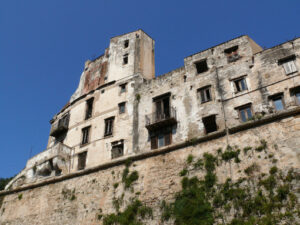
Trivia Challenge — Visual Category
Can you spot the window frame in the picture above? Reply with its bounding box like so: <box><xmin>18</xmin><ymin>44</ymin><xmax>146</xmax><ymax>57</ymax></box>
<box><xmin>236</xmin><ymin>104</ymin><xmax>253</xmax><ymax>122</ymax></box>
<box><xmin>119</xmin><ymin>102</ymin><xmax>126</xmax><ymax>114</ymax></box>
<box><xmin>85</xmin><ymin>97</ymin><xmax>94</xmax><ymax>120</ymax></box>
<box><xmin>197</xmin><ymin>85</ymin><xmax>212</xmax><ymax>103</ymax></box>
<box><xmin>104</xmin><ymin>117</ymin><xmax>115</xmax><ymax>137</ymax></box>
<box><xmin>111</xmin><ymin>140</ymin><xmax>124</xmax><ymax>159</ymax></box>
<box><xmin>77</xmin><ymin>151</ymin><xmax>87</xmax><ymax>170</ymax></box>
<box><xmin>269</xmin><ymin>94</ymin><xmax>285</xmax><ymax>111</ymax></box>
<box><xmin>81</xmin><ymin>126</ymin><xmax>91</xmax><ymax>146</ymax></box>
<box><xmin>119</xmin><ymin>83</ymin><xmax>127</xmax><ymax>94</ymax></box>
<box><xmin>278</xmin><ymin>55</ymin><xmax>297</xmax><ymax>75</ymax></box>
<box><xmin>232</xmin><ymin>76</ymin><xmax>248</xmax><ymax>93</ymax></box>
<box><xmin>150</xmin><ymin>128</ymin><xmax>172</xmax><ymax>150</ymax></box>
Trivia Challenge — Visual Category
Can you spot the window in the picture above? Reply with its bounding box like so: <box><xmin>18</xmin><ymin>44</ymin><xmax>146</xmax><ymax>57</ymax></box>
<box><xmin>224</xmin><ymin>46</ymin><xmax>240</xmax><ymax>63</ymax></box>
<box><xmin>237</xmin><ymin>104</ymin><xmax>253</xmax><ymax>122</ymax></box>
<box><xmin>296</xmin><ymin>91</ymin><xmax>300</xmax><ymax>105</ymax></box>
<box><xmin>194</xmin><ymin>60</ymin><xmax>208</xmax><ymax>74</ymax></box>
<box><xmin>153</xmin><ymin>93</ymin><xmax>170</xmax><ymax>121</ymax></box>
<box><xmin>150</xmin><ymin>128</ymin><xmax>172</xmax><ymax>150</ymax></box>
<box><xmin>120</xmin><ymin>83</ymin><xmax>127</xmax><ymax>93</ymax></box>
<box><xmin>123</xmin><ymin>54</ymin><xmax>128</xmax><ymax>65</ymax></box>
<box><xmin>124</xmin><ymin>40</ymin><xmax>129</xmax><ymax>48</ymax></box>
<box><xmin>278</xmin><ymin>55</ymin><xmax>297</xmax><ymax>75</ymax></box>
<box><xmin>198</xmin><ymin>86</ymin><xmax>212</xmax><ymax>103</ymax></box>
<box><xmin>81</xmin><ymin>126</ymin><xmax>90</xmax><ymax>145</ymax></box>
<box><xmin>233</xmin><ymin>77</ymin><xmax>247</xmax><ymax>93</ymax></box>
<box><xmin>119</xmin><ymin>102</ymin><xmax>126</xmax><ymax>114</ymax></box>
<box><xmin>85</xmin><ymin>98</ymin><xmax>94</xmax><ymax>120</ymax></box>
<box><xmin>77</xmin><ymin>152</ymin><xmax>87</xmax><ymax>170</ymax></box>
<box><xmin>270</xmin><ymin>94</ymin><xmax>285</xmax><ymax>111</ymax></box>
<box><xmin>104</xmin><ymin>117</ymin><xmax>114</xmax><ymax>136</ymax></box>
<box><xmin>202</xmin><ymin>115</ymin><xmax>218</xmax><ymax>134</ymax></box>
<box><xmin>111</xmin><ymin>140</ymin><xmax>124</xmax><ymax>159</ymax></box>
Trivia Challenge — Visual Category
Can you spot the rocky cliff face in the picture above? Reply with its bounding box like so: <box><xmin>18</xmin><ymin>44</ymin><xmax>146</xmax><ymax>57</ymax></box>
<box><xmin>0</xmin><ymin>115</ymin><xmax>300</xmax><ymax>225</ymax></box>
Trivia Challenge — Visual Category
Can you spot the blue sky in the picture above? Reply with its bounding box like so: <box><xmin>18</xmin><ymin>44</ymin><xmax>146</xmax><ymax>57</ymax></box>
<box><xmin>0</xmin><ymin>0</ymin><xmax>299</xmax><ymax>178</ymax></box>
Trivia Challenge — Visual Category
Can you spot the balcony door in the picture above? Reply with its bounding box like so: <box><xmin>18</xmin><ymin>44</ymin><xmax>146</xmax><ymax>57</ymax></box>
<box><xmin>154</xmin><ymin>96</ymin><xmax>170</xmax><ymax>121</ymax></box>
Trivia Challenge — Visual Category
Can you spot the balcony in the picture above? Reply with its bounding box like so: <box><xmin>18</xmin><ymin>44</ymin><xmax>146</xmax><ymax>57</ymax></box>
<box><xmin>50</xmin><ymin>114</ymin><xmax>70</xmax><ymax>137</ymax></box>
<box><xmin>145</xmin><ymin>107</ymin><xmax>177</xmax><ymax>131</ymax></box>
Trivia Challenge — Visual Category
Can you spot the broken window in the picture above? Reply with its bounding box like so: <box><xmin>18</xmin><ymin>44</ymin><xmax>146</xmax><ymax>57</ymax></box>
<box><xmin>278</xmin><ymin>55</ymin><xmax>297</xmax><ymax>75</ymax></box>
<box><xmin>224</xmin><ymin>46</ymin><xmax>240</xmax><ymax>63</ymax></box>
<box><xmin>123</xmin><ymin>54</ymin><xmax>128</xmax><ymax>65</ymax></box>
<box><xmin>120</xmin><ymin>83</ymin><xmax>127</xmax><ymax>93</ymax></box>
<box><xmin>198</xmin><ymin>86</ymin><xmax>212</xmax><ymax>103</ymax></box>
<box><xmin>153</xmin><ymin>93</ymin><xmax>170</xmax><ymax>121</ymax></box>
<box><xmin>269</xmin><ymin>94</ymin><xmax>285</xmax><ymax>111</ymax></box>
<box><xmin>233</xmin><ymin>77</ymin><xmax>247</xmax><ymax>93</ymax></box>
<box><xmin>77</xmin><ymin>152</ymin><xmax>87</xmax><ymax>170</ymax></box>
<box><xmin>124</xmin><ymin>40</ymin><xmax>129</xmax><ymax>48</ymax></box>
<box><xmin>81</xmin><ymin>126</ymin><xmax>90</xmax><ymax>145</ymax></box>
<box><xmin>111</xmin><ymin>140</ymin><xmax>124</xmax><ymax>159</ymax></box>
<box><xmin>85</xmin><ymin>98</ymin><xmax>94</xmax><ymax>120</ymax></box>
<box><xmin>104</xmin><ymin>117</ymin><xmax>114</xmax><ymax>136</ymax></box>
<box><xmin>119</xmin><ymin>102</ymin><xmax>126</xmax><ymax>114</ymax></box>
<box><xmin>150</xmin><ymin>128</ymin><xmax>172</xmax><ymax>150</ymax></box>
<box><xmin>202</xmin><ymin>115</ymin><xmax>218</xmax><ymax>134</ymax></box>
<box><xmin>237</xmin><ymin>104</ymin><xmax>253</xmax><ymax>122</ymax></box>
<box><xmin>194</xmin><ymin>60</ymin><xmax>208</xmax><ymax>74</ymax></box>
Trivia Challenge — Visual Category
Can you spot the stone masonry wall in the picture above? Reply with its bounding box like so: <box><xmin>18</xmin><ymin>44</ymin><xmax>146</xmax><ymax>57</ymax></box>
<box><xmin>1</xmin><ymin>114</ymin><xmax>300</xmax><ymax>225</ymax></box>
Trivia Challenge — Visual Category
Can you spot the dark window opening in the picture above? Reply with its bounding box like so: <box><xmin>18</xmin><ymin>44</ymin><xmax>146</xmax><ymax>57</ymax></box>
<box><xmin>195</xmin><ymin>60</ymin><xmax>208</xmax><ymax>74</ymax></box>
<box><xmin>81</xmin><ymin>126</ymin><xmax>90</xmax><ymax>145</ymax></box>
<box><xmin>85</xmin><ymin>98</ymin><xmax>94</xmax><ymax>120</ymax></box>
<box><xmin>269</xmin><ymin>94</ymin><xmax>285</xmax><ymax>111</ymax></box>
<box><xmin>120</xmin><ymin>83</ymin><xmax>127</xmax><ymax>93</ymax></box>
<box><xmin>198</xmin><ymin>86</ymin><xmax>212</xmax><ymax>103</ymax></box>
<box><xmin>237</xmin><ymin>105</ymin><xmax>253</xmax><ymax>122</ymax></box>
<box><xmin>233</xmin><ymin>77</ymin><xmax>247</xmax><ymax>93</ymax></box>
<box><xmin>154</xmin><ymin>95</ymin><xmax>170</xmax><ymax>121</ymax></box>
<box><xmin>183</xmin><ymin>75</ymin><xmax>187</xmax><ymax>82</ymax></box>
<box><xmin>104</xmin><ymin>117</ymin><xmax>114</xmax><ymax>136</ymax></box>
<box><xmin>202</xmin><ymin>115</ymin><xmax>218</xmax><ymax>134</ymax></box>
<box><xmin>119</xmin><ymin>102</ymin><xmax>126</xmax><ymax>114</ymax></box>
<box><xmin>124</xmin><ymin>40</ymin><xmax>129</xmax><ymax>48</ymax></box>
<box><xmin>111</xmin><ymin>140</ymin><xmax>124</xmax><ymax>159</ymax></box>
<box><xmin>77</xmin><ymin>152</ymin><xmax>87</xmax><ymax>170</ymax></box>
<box><xmin>123</xmin><ymin>54</ymin><xmax>128</xmax><ymax>65</ymax></box>
<box><xmin>224</xmin><ymin>46</ymin><xmax>240</xmax><ymax>63</ymax></box>
<box><xmin>150</xmin><ymin>128</ymin><xmax>172</xmax><ymax>150</ymax></box>
<box><xmin>291</xmin><ymin>86</ymin><xmax>300</xmax><ymax>105</ymax></box>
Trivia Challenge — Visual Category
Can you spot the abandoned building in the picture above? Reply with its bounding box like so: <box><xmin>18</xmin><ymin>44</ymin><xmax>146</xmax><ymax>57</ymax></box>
<box><xmin>4</xmin><ymin>29</ymin><xmax>300</xmax><ymax>190</ymax></box>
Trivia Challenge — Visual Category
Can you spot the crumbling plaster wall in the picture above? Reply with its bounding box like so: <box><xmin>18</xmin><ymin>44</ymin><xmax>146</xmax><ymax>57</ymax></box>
<box><xmin>1</xmin><ymin>116</ymin><xmax>300</xmax><ymax>225</ymax></box>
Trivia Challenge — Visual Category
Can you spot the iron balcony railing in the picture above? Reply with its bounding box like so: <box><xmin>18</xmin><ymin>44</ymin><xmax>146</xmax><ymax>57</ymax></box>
<box><xmin>145</xmin><ymin>107</ymin><xmax>177</xmax><ymax>130</ymax></box>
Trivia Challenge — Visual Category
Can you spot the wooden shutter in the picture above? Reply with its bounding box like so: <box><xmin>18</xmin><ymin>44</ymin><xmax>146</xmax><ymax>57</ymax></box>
<box><xmin>151</xmin><ymin>136</ymin><xmax>158</xmax><ymax>150</ymax></box>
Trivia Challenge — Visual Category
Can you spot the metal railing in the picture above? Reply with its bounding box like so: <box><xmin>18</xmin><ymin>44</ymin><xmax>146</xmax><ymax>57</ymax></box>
<box><xmin>145</xmin><ymin>107</ymin><xmax>177</xmax><ymax>126</ymax></box>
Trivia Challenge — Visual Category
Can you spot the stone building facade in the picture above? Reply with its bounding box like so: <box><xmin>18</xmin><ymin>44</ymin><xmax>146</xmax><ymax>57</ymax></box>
<box><xmin>5</xmin><ymin>29</ymin><xmax>300</xmax><ymax>189</ymax></box>
<box><xmin>1</xmin><ymin>30</ymin><xmax>300</xmax><ymax>225</ymax></box>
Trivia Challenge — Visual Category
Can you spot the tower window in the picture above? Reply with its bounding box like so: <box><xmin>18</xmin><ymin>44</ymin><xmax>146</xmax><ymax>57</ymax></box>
<box><xmin>198</xmin><ymin>86</ymin><xmax>212</xmax><ymax>103</ymax></box>
<box><xmin>111</xmin><ymin>140</ymin><xmax>124</xmax><ymax>159</ymax></box>
<box><xmin>81</xmin><ymin>126</ymin><xmax>91</xmax><ymax>145</ymax></box>
<box><xmin>194</xmin><ymin>60</ymin><xmax>208</xmax><ymax>74</ymax></box>
<box><xmin>123</xmin><ymin>54</ymin><xmax>128</xmax><ymax>65</ymax></box>
<box><xmin>237</xmin><ymin>104</ymin><xmax>253</xmax><ymax>122</ymax></box>
<box><xmin>124</xmin><ymin>40</ymin><xmax>129</xmax><ymax>48</ymax></box>
<box><xmin>119</xmin><ymin>102</ymin><xmax>126</xmax><ymax>114</ymax></box>
<box><xmin>77</xmin><ymin>152</ymin><xmax>87</xmax><ymax>170</ymax></box>
<box><xmin>202</xmin><ymin>115</ymin><xmax>218</xmax><ymax>134</ymax></box>
<box><xmin>233</xmin><ymin>77</ymin><xmax>248</xmax><ymax>93</ymax></box>
<box><xmin>224</xmin><ymin>46</ymin><xmax>240</xmax><ymax>63</ymax></box>
<box><xmin>85</xmin><ymin>98</ymin><xmax>94</xmax><ymax>120</ymax></box>
<box><xmin>104</xmin><ymin>117</ymin><xmax>114</xmax><ymax>136</ymax></box>
<box><xmin>278</xmin><ymin>55</ymin><xmax>297</xmax><ymax>75</ymax></box>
